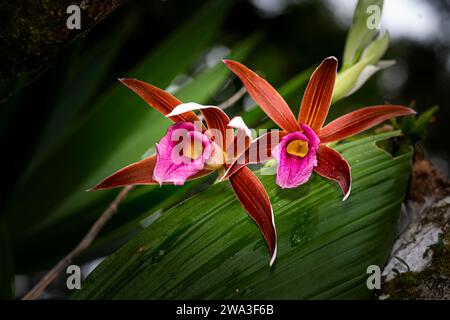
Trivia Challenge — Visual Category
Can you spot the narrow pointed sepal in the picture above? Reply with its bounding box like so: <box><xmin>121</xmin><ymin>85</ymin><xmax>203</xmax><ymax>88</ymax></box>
<box><xmin>229</xmin><ymin>166</ymin><xmax>277</xmax><ymax>266</ymax></box>
<box><xmin>223</xmin><ymin>59</ymin><xmax>299</xmax><ymax>132</ymax></box>
<box><xmin>319</xmin><ymin>105</ymin><xmax>416</xmax><ymax>143</ymax></box>
<box><xmin>298</xmin><ymin>57</ymin><xmax>338</xmax><ymax>131</ymax></box>
<box><xmin>91</xmin><ymin>155</ymin><xmax>211</xmax><ymax>190</ymax></box>
<box><xmin>119</xmin><ymin>78</ymin><xmax>200</xmax><ymax>123</ymax></box>
<box><xmin>91</xmin><ymin>155</ymin><xmax>158</xmax><ymax>190</ymax></box>
<box><xmin>314</xmin><ymin>145</ymin><xmax>352</xmax><ymax>201</ymax></box>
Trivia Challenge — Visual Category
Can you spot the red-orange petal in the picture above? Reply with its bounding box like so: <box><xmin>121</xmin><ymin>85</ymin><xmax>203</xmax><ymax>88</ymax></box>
<box><xmin>229</xmin><ymin>166</ymin><xmax>277</xmax><ymax>266</ymax></box>
<box><xmin>223</xmin><ymin>60</ymin><xmax>299</xmax><ymax>132</ymax></box>
<box><xmin>91</xmin><ymin>155</ymin><xmax>211</xmax><ymax>190</ymax></box>
<box><xmin>119</xmin><ymin>78</ymin><xmax>200</xmax><ymax>123</ymax></box>
<box><xmin>298</xmin><ymin>57</ymin><xmax>338</xmax><ymax>131</ymax></box>
<box><xmin>222</xmin><ymin>131</ymin><xmax>287</xmax><ymax>180</ymax></box>
<box><xmin>318</xmin><ymin>105</ymin><xmax>416</xmax><ymax>143</ymax></box>
<box><xmin>92</xmin><ymin>156</ymin><xmax>158</xmax><ymax>190</ymax></box>
<box><xmin>225</xmin><ymin>130</ymin><xmax>251</xmax><ymax>163</ymax></box>
<box><xmin>198</xmin><ymin>108</ymin><xmax>230</xmax><ymax>149</ymax></box>
<box><xmin>314</xmin><ymin>145</ymin><xmax>351</xmax><ymax>201</ymax></box>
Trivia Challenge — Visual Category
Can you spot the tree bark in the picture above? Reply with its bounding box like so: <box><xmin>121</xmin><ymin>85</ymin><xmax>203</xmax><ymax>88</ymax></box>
<box><xmin>377</xmin><ymin>148</ymin><xmax>450</xmax><ymax>299</ymax></box>
<box><xmin>0</xmin><ymin>0</ymin><xmax>127</xmax><ymax>82</ymax></box>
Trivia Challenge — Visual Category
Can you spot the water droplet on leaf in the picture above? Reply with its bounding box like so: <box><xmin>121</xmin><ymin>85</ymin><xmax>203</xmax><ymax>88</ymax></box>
<box><xmin>290</xmin><ymin>230</ymin><xmax>302</xmax><ymax>247</ymax></box>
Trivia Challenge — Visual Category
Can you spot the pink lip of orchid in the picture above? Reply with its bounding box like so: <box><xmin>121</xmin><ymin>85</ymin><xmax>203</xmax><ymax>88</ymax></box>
<box><xmin>222</xmin><ymin>57</ymin><xmax>416</xmax><ymax>200</ymax></box>
<box><xmin>271</xmin><ymin>124</ymin><xmax>320</xmax><ymax>189</ymax></box>
<box><xmin>91</xmin><ymin>79</ymin><xmax>278</xmax><ymax>266</ymax></box>
<box><xmin>152</xmin><ymin>121</ymin><xmax>213</xmax><ymax>186</ymax></box>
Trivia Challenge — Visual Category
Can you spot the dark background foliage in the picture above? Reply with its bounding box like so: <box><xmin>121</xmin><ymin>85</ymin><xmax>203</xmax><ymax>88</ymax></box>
<box><xmin>1</xmin><ymin>0</ymin><xmax>449</xmax><ymax>299</ymax></box>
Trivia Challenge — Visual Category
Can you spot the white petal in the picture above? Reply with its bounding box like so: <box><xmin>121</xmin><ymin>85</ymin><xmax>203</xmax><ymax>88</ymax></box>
<box><xmin>228</xmin><ymin>116</ymin><xmax>252</xmax><ymax>138</ymax></box>
<box><xmin>342</xmin><ymin>183</ymin><xmax>352</xmax><ymax>202</ymax></box>
<box><xmin>166</xmin><ymin>102</ymin><xmax>221</xmax><ymax>117</ymax></box>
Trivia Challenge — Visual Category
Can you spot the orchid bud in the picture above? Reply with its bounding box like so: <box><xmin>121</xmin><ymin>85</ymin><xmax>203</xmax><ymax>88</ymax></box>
<box><xmin>342</xmin><ymin>0</ymin><xmax>384</xmax><ymax>70</ymax></box>
<box><xmin>333</xmin><ymin>0</ymin><xmax>393</xmax><ymax>103</ymax></box>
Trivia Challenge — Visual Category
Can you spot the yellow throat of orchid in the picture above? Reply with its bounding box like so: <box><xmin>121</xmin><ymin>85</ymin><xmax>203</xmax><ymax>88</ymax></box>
<box><xmin>184</xmin><ymin>139</ymin><xmax>204</xmax><ymax>160</ymax></box>
<box><xmin>205</xmin><ymin>141</ymin><xmax>225</xmax><ymax>171</ymax></box>
<box><xmin>183</xmin><ymin>138</ymin><xmax>225</xmax><ymax>172</ymax></box>
<box><xmin>286</xmin><ymin>139</ymin><xmax>309</xmax><ymax>158</ymax></box>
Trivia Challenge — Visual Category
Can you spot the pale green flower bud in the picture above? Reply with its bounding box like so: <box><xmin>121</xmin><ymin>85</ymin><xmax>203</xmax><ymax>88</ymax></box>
<box><xmin>333</xmin><ymin>0</ymin><xmax>394</xmax><ymax>103</ymax></box>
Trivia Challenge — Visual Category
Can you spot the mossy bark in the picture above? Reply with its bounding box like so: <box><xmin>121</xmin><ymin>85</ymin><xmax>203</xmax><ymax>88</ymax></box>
<box><xmin>375</xmin><ymin>151</ymin><xmax>450</xmax><ymax>299</ymax></box>
<box><xmin>0</xmin><ymin>0</ymin><xmax>127</xmax><ymax>82</ymax></box>
<box><xmin>378</xmin><ymin>233</ymin><xmax>450</xmax><ymax>299</ymax></box>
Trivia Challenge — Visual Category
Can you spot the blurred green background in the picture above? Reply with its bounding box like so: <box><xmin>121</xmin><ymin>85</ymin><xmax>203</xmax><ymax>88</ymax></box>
<box><xmin>1</xmin><ymin>0</ymin><xmax>449</xmax><ymax>299</ymax></box>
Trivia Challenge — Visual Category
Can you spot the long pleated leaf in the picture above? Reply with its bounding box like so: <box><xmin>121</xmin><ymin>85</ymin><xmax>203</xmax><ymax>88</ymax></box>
<box><xmin>73</xmin><ymin>131</ymin><xmax>412</xmax><ymax>299</ymax></box>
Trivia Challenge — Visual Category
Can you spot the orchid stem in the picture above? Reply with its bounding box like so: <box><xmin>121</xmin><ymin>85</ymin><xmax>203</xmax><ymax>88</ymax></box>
<box><xmin>22</xmin><ymin>185</ymin><xmax>135</xmax><ymax>300</ymax></box>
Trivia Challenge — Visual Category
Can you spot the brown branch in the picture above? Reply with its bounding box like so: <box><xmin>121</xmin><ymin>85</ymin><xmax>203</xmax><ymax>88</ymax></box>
<box><xmin>22</xmin><ymin>185</ymin><xmax>135</xmax><ymax>300</ymax></box>
<box><xmin>197</xmin><ymin>86</ymin><xmax>247</xmax><ymax>122</ymax></box>
<box><xmin>218</xmin><ymin>86</ymin><xmax>247</xmax><ymax>110</ymax></box>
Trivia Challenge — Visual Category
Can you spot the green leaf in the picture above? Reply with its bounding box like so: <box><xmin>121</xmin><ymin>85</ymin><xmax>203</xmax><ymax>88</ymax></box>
<box><xmin>412</xmin><ymin>105</ymin><xmax>439</xmax><ymax>135</ymax></box>
<box><xmin>394</xmin><ymin>105</ymin><xmax>439</xmax><ymax>147</ymax></box>
<box><xmin>73</xmin><ymin>131</ymin><xmax>412</xmax><ymax>299</ymax></box>
<box><xmin>175</xmin><ymin>32</ymin><xmax>262</xmax><ymax>103</ymax></box>
<box><xmin>32</xmin><ymin>10</ymin><xmax>140</xmax><ymax>163</ymax></box>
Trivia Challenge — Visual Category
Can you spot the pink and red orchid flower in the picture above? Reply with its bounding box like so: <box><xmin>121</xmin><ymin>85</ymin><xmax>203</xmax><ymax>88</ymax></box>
<box><xmin>92</xmin><ymin>79</ymin><xmax>278</xmax><ymax>266</ymax></box>
<box><xmin>222</xmin><ymin>56</ymin><xmax>416</xmax><ymax>199</ymax></box>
